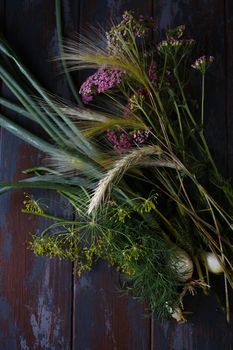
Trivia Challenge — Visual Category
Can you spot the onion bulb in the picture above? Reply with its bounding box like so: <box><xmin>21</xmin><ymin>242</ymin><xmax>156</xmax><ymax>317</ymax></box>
<box><xmin>203</xmin><ymin>252</ymin><xmax>224</xmax><ymax>274</ymax></box>
<box><xmin>171</xmin><ymin>249</ymin><xmax>193</xmax><ymax>282</ymax></box>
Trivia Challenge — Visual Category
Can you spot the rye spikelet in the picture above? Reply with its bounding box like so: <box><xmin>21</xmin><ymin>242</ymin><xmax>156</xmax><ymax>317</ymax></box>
<box><xmin>88</xmin><ymin>145</ymin><xmax>169</xmax><ymax>214</ymax></box>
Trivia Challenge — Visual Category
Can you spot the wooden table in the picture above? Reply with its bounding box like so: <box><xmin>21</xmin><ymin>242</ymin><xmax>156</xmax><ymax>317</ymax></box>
<box><xmin>0</xmin><ymin>1</ymin><xmax>232</xmax><ymax>349</ymax></box>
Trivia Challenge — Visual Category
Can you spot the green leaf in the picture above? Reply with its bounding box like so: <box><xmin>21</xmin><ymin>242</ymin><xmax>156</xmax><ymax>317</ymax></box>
<box><xmin>0</xmin><ymin>180</ymin><xmax>78</xmax><ymax>193</ymax></box>
<box><xmin>0</xmin><ymin>38</ymin><xmax>95</xmax><ymax>157</ymax></box>
<box><xmin>0</xmin><ymin>112</ymin><xmax>60</xmax><ymax>154</ymax></box>
<box><xmin>0</xmin><ymin>112</ymin><xmax>102</xmax><ymax>178</ymax></box>
<box><xmin>55</xmin><ymin>0</ymin><xmax>83</xmax><ymax>107</ymax></box>
<box><xmin>0</xmin><ymin>97</ymin><xmax>33</xmax><ymax>120</ymax></box>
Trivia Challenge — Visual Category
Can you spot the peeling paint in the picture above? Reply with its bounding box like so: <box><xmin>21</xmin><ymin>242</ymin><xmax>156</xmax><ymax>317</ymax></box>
<box><xmin>19</xmin><ymin>336</ymin><xmax>30</xmax><ymax>350</ymax></box>
<box><xmin>30</xmin><ymin>306</ymin><xmax>53</xmax><ymax>349</ymax></box>
<box><xmin>29</xmin><ymin>263</ymin><xmax>64</xmax><ymax>350</ymax></box>
<box><xmin>99</xmin><ymin>288</ymin><xmax>117</xmax><ymax>350</ymax></box>
<box><xmin>0</xmin><ymin>297</ymin><xmax>19</xmax><ymax>350</ymax></box>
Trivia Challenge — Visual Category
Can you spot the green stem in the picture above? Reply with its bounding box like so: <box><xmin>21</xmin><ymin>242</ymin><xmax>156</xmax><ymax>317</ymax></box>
<box><xmin>193</xmin><ymin>256</ymin><xmax>209</xmax><ymax>295</ymax></box>
<box><xmin>173</xmin><ymin>99</ymin><xmax>183</xmax><ymax>141</ymax></box>
<box><xmin>169</xmin><ymin>92</ymin><xmax>185</xmax><ymax>159</ymax></box>
<box><xmin>199</xmin><ymin>130</ymin><xmax>218</xmax><ymax>174</ymax></box>
<box><xmin>201</xmin><ymin>74</ymin><xmax>205</xmax><ymax>126</ymax></box>
<box><xmin>147</xmin><ymin>90</ymin><xmax>173</xmax><ymax>150</ymax></box>
<box><xmin>55</xmin><ymin>0</ymin><xmax>83</xmax><ymax>107</ymax></box>
<box><xmin>199</xmin><ymin>73</ymin><xmax>218</xmax><ymax>172</ymax></box>
<box><xmin>138</xmin><ymin>105</ymin><xmax>157</xmax><ymax>132</ymax></box>
<box><xmin>152</xmin><ymin>207</ymin><xmax>180</xmax><ymax>243</ymax></box>
<box><xmin>159</xmin><ymin>54</ymin><xmax>168</xmax><ymax>89</ymax></box>
<box><xmin>173</xmin><ymin>67</ymin><xmax>196</xmax><ymax>127</ymax></box>
<box><xmin>224</xmin><ymin>275</ymin><xmax>230</xmax><ymax>323</ymax></box>
<box><xmin>21</xmin><ymin>209</ymin><xmax>79</xmax><ymax>224</ymax></box>
<box><xmin>173</xmin><ymin>66</ymin><xmax>219</xmax><ymax>175</ymax></box>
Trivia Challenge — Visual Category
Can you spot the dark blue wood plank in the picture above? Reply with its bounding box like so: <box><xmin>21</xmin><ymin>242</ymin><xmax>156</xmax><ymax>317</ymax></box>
<box><xmin>155</xmin><ymin>0</ymin><xmax>227</xmax><ymax>175</ymax></box>
<box><xmin>0</xmin><ymin>1</ymin><xmax>73</xmax><ymax>349</ymax></box>
<box><xmin>151</xmin><ymin>1</ymin><xmax>233</xmax><ymax>349</ymax></box>
<box><xmin>74</xmin><ymin>261</ymin><xmax>150</xmax><ymax>350</ymax></box>
<box><xmin>225</xmin><ymin>0</ymin><xmax>233</xmax><ymax>177</ymax></box>
<box><xmin>152</xmin><ymin>292</ymin><xmax>233</xmax><ymax>350</ymax></box>
<box><xmin>0</xmin><ymin>1</ymin><xmax>232</xmax><ymax>349</ymax></box>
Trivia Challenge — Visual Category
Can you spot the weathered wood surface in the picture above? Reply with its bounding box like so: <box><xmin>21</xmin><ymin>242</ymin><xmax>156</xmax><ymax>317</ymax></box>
<box><xmin>0</xmin><ymin>1</ymin><xmax>232</xmax><ymax>349</ymax></box>
<box><xmin>0</xmin><ymin>1</ymin><xmax>73</xmax><ymax>349</ymax></box>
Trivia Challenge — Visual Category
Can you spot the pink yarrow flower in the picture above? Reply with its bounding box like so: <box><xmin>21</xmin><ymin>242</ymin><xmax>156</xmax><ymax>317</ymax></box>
<box><xmin>79</xmin><ymin>67</ymin><xmax>124</xmax><ymax>103</ymax></box>
<box><xmin>148</xmin><ymin>63</ymin><xmax>157</xmax><ymax>85</ymax></box>
<box><xmin>191</xmin><ymin>55</ymin><xmax>214</xmax><ymax>74</ymax></box>
<box><xmin>106</xmin><ymin>128</ymin><xmax>152</xmax><ymax>152</ymax></box>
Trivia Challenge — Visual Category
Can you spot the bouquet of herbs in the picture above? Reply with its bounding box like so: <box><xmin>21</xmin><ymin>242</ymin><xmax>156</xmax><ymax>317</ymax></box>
<box><xmin>0</xmin><ymin>10</ymin><xmax>232</xmax><ymax>322</ymax></box>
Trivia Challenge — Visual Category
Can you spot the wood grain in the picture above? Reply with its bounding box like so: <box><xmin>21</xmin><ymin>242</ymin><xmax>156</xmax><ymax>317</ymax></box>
<box><xmin>152</xmin><ymin>1</ymin><xmax>232</xmax><ymax>349</ymax></box>
<box><xmin>0</xmin><ymin>1</ymin><xmax>72</xmax><ymax>349</ymax></box>
<box><xmin>155</xmin><ymin>0</ymin><xmax>227</xmax><ymax>174</ymax></box>
<box><xmin>225</xmin><ymin>0</ymin><xmax>233</xmax><ymax>178</ymax></box>
<box><xmin>0</xmin><ymin>1</ymin><xmax>232</xmax><ymax>349</ymax></box>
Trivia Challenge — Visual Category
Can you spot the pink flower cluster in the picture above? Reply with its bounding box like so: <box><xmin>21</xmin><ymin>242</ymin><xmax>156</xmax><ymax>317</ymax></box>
<box><xmin>79</xmin><ymin>67</ymin><xmax>124</xmax><ymax>103</ymax></box>
<box><xmin>191</xmin><ymin>55</ymin><xmax>214</xmax><ymax>74</ymax></box>
<box><xmin>148</xmin><ymin>63</ymin><xmax>157</xmax><ymax>85</ymax></box>
<box><xmin>106</xmin><ymin>11</ymin><xmax>156</xmax><ymax>54</ymax></box>
<box><xmin>125</xmin><ymin>88</ymin><xmax>145</xmax><ymax>113</ymax></box>
<box><xmin>106</xmin><ymin>128</ymin><xmax>151</xmax><ymax>152</ymax></box>
<box><xmin>157</xmin><ymin>38</ymin><xmax>194</xmax><ymax>55</ymax></box>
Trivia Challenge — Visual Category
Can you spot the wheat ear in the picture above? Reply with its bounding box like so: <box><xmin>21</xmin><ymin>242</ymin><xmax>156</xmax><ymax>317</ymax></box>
<box><xmin>88</xmin><ymin>145</ymin><xmax>177</xmax><ymax>214</ymax></box>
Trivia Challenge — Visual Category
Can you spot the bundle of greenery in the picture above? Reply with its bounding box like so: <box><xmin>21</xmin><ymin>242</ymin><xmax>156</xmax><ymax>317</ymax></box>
<box><xmin>0</xmin><ymin>10</ymin><xmax>232</xmax><ymax>322</ymax></box>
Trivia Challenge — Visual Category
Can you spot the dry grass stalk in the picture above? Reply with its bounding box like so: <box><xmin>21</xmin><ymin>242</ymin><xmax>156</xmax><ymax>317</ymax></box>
<box><xmin>88</xmin><ymin>145</ymin><xmax>180</xmax><ymax>214</ymax></box>
<box><xmin>61</xmin><ymin>106</ymin><xmax>108</xmax><ymax>122</ymax></box>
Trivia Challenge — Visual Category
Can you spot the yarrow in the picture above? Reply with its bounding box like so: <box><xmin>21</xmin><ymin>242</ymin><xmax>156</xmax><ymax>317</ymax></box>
<box><xmin>166</xmin><ymin>25</ymin><xmax>186</xmax><ymax>39</ymax></box>
<box><xmin>106</xmin><ymin>128</ymin><xmax>151</xmax><ymax>152</ymax></box>
<box><xmin>132</xmin><ymin>128</ymin><xmax>152</xmax><ymax>144</ymax></box>
<box><xmin>126</xmin><ymin>89</ymin><xmax>145</xmax><ymax>112</ymax></box>
<box><xmin>157</xmin><ymin>38</ymin><xmax>195</xmax><ymax>56</ymax></box>
<box><xmin>124</xmin><ymin>63</ymin><xmax>157</xmax><ymax>114</ymax></box>
<box><xmin>148</xmin><ymin>62</ymin><xmax>157</xmax><ymax>85</ymax></box>
<box><xmin>191</xmin><ymin>55</ymin><xmax>214</xmax><ymax>74</ymax></box>
<box><xmin>106</xmin><ymin>130</ymin><xmax>132</xmax><ymax>152</ymax></box>
<box><xmin>79</xmin><ymin>67</ymin><xmax>124</xmax><ymax>103</ymax></box>
<box><xmin>106</xmin><ymin>10</ymin><xmax>156</xmax><ymax>55</ymax></box>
